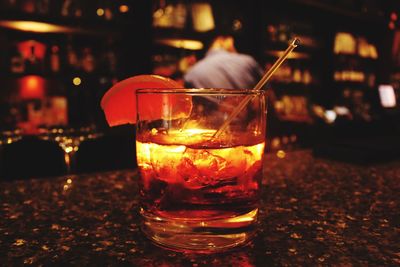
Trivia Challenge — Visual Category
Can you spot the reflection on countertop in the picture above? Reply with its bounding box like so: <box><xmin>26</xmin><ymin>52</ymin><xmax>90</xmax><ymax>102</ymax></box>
<box><xmin>0</xmin><ymin>150</ymin><xmax>399</xmax><ymax>266</ymax></box>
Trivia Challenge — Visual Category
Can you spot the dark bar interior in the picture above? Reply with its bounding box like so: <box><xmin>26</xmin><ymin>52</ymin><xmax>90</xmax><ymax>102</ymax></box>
<box><xmin>1</xmin><ymin>0</ymin><xmax>400</xmax><ymax>265</ymax></box>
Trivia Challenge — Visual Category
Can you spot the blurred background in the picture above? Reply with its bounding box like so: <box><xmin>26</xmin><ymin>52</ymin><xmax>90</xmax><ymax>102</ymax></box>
<box><xmin>1</xmin><ymin>0</ymin><xmax>400</xmax><ymax>178</ymax></box>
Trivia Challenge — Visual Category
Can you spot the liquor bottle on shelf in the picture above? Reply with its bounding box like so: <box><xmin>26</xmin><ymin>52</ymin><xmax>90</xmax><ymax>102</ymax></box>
<box><xmin>104</xmin><ymin>5</ymin><xmax>113</xmax><ymax>21</ymax></box>
<box><xmin>61</xmin><ymin>0</ymin><xmax>72</xmax><ymax>17</ymax></box>
<box><xmin>73</xmin><ymin>1</ymin><xmax>83</xmax><ymax>18</ymax></box>
<box><xmin>66</xmin><ymin>44</ymin><xmax>80</xmax><ymax>71</ymax></box>
<box><xmin>49</xmin><ymin>45</ymin><xmax>61</xmax><ymax>73</ymax></box>
<box><xmin>10</xmin><ymin>47</ymin><xmax>25</xmax><ymax>74</ymax></box>
<box><xmin>25</xmin><ymin>45</ymin><xmax>43</xmax><ymax>73</ymax></box>
<box><xmin>292</xmin><ymin>64</ymin><xmax>302</xmax><ymax>83</ymax></box>
<box><xmin>277</xmin><ymin>23</ymin><xmax>291</xmax><ymax>43</ymax></box>
<box><xmin>303</xmin><ymin>69</ymin><xmax>312</xmax><ymax>85</ymax></box>
<box><xmin>366</xmin><ymin>72</ymin><xmax>376</xmax><ymax>88</ymax></box>
<box><xmin>172</xmin><ymin>2</ymin><xmax>187</xmax><ymax>29</ymax></box>
<box><xmin>153</xmin><ymin>1</ymin><xmax>175</xmax><ymax>28</ymax></box>
<box><xmin>266</xmin><ymin>25</ymin><xmax>278</xmax><ymax>43</ymax></box>
<box><xmin>81</xmin><ymin>47</ymin><xmax>95</xmax><ymax>73</ymax></box>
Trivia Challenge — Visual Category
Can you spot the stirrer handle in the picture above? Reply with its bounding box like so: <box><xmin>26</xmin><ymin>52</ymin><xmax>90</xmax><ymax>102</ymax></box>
<box><xmin>212</xmin><ymin>38</ymin><xmax>300</xmax><ymax>139</ymax></box>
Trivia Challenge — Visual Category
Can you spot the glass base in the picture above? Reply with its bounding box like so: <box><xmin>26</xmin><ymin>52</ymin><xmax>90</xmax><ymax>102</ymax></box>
<box><xmin>141</xmin><ymin>208</ymin><xmax>258</xmax><ymax>253</ymax></box>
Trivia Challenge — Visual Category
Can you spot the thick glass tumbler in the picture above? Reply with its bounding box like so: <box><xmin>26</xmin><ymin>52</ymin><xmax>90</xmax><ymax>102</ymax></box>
<box><xmin>136</xmin><ymin>88</ymin><xmax>266</xmax><ymax>253</ymax></box>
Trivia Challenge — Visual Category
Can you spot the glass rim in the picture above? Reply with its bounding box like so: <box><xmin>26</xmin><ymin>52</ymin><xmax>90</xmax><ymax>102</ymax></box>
<box><xmin>136</xmin><ymin>88</ymin><xmax>266</xmax><ymax>95</ymax></box>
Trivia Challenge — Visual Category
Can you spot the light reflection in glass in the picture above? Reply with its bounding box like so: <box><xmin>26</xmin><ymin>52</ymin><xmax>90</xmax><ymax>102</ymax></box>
<box><xmin>276</xmin><ymin>150</ymin><xmax>286</xmax><ymax>159</ymax></box>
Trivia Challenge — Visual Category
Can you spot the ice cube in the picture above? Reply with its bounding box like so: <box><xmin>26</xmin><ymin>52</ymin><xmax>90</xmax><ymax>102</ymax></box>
<box><xmin>176</xmin><ymin>146</ymin><xmax>252</xmax><ymax>189</ymax></box>
<box><xmin>175</xmin><ymin>148</ymin><xmax>223</xmax><ymax>189</ymax></box>
<box><xmin>148</xmin><ymin>144</ymin><xmax>186</xmax><ymax>184</ymax></box>
<box><xmin>177</xmin><ymin>156</ymin><xmax>203</xmax><ymax>189</ymax></box>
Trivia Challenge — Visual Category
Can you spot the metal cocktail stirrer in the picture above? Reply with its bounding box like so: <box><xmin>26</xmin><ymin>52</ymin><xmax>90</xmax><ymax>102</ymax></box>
<box><xmin>212</xmin><ymin>38</ymin><xmax>300</xmax><ymax>139</ymax></box>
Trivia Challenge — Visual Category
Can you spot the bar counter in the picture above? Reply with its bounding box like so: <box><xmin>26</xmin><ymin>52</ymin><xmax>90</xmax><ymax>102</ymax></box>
<box><xmin>1</xmin><ymin>150</ymin><xmax>399</xmax><ymax>266</ymax></box>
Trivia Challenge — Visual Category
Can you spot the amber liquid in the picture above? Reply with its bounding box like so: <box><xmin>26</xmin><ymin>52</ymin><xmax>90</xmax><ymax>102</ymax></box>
<box><xmin>136</xmin><ymin>131</ymin><xmax>265</xmax><ymax>252</ymax></box>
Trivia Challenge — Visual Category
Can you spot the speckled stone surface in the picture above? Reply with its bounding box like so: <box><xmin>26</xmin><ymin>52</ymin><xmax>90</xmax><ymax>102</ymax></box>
<box><xmin>1</xmin><ymin>150</ymin><xmax>399</xmax><ymax>266</ymax></box>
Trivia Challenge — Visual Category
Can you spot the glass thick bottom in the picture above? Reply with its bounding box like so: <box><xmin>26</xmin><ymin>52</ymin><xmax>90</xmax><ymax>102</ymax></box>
<box><xmin>140</xmin><ymin>208</ymin><xmax>258</xmax><ymax>253</ymax></box>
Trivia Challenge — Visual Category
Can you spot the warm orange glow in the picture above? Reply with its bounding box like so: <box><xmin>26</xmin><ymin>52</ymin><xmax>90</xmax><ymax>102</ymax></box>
<box><xmin>0</xmin><ymin>20</ymin><xmax>79</xmax><ymax>33</ymax></box>
<box><xmin>72</xmin><ymin>77</ymin><xmax>82</xmax><ymax>86</ymax></box>
<box><xmin>21</xmin><ymin>1</ymin><xmax>35</xmax><ymax>13</ymax></box>
<box><xmin>232</xmin><ymin>19</ymin><xmax>242</xmax><ymax>31</ymax></box>
<box><xmin>155</xmin><ymin>38</ymin><xmax>203</xmax><ymax>50</ymax></box>
<box><xmin>191</xmin><ymin>3</ymin><xmax>215</xmax><ymax>32</ymax></box>
<box><xmin>119</xmin><ymin>5</ymin><xmax>129</xmax><ymax>13</ymax></box>
<box><xmin>26</xmin><ymin>76</ymin><xmax>39</xmax><ymax>88</ymax></box>
<box><xmin>137</xmin><ymin>133</ymin><xmax>265</xmax><ymax>187</ymax></box>
<box><xmin>276</xmin><ymin>150</ymin><xmax>286</xmax><ymax>158</ymax></box>
<box><xmin>18</xmin><ymin>40</ymin><xmax>46</xmax><ymax>60</ymax></box>
<box><xmin>19</xmin><ymin>75</ymin><xmax>45</xmax><ymax>99</ymax></box>
<box><xmin>146</xmin><ymin>128</ymin><xmax>215</xmax><ymax>146</ymax></box>
<box><xmin>226</xmin><ymin>208</ymin><xmax>258</xmax><ymax>223</ymax></box>
<box><xmin>271</xmin><ymin>138</ymin><xmax>280</xmax><ymax>149</ymax></box>
<box><xmin>97</xmin><ymin>8</ymin><xmax>105</xmax><ymax>16</ymax></box>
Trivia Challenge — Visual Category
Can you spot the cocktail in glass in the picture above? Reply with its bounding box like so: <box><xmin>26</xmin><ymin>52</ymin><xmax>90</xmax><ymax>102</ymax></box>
<box><xmin>135</xmin><ymin>88</ymin><xmax>266</xmax><ymax>252</ymax></box>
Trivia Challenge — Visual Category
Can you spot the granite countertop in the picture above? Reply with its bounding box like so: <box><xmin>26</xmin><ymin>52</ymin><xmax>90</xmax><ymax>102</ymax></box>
<box><xmin>1</xmin><ymin>150</ymin><xmax>399</xmax><ymax>266</ymax></box>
